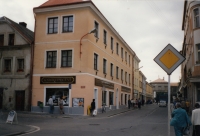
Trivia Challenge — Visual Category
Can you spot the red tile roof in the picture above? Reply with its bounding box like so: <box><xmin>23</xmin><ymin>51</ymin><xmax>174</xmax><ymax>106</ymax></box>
<box><xmin>38</xmin><ymin>0</ymin><xmax>91</xmax><ymax>8</ymax></box>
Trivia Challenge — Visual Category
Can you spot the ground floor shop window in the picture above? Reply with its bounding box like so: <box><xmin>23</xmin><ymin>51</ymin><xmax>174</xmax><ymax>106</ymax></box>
<box><xmin>102</xmin><ymin>91</ymin><xmax>107</xmax><ymax>105</ymax></box>
<box><xmin>46</xmin><ymin>88</ymin><xmax>69</xmax><ymax>106</ymax></box>
<box><xmin>109</xmin><ymin>92</ymin><xmax>113</xmax><ymax>105</ymax></box>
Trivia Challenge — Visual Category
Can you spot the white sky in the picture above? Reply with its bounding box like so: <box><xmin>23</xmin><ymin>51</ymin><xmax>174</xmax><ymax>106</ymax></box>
<box><xmin>0</xmin><ymin>0</ymin><xmax>184</xmax><ymax>83</ymax></box>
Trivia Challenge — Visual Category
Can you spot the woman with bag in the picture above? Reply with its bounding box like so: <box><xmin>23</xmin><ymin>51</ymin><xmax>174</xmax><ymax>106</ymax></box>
<box><xmin>170</xmin><ymin>102</ymin><xmax>191</xmax><ymax>136</ymax></box>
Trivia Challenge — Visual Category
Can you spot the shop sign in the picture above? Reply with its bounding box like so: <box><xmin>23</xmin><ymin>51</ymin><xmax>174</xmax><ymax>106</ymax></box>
<box><xmin>95</xmin><ymin>78</ymin><xmax>114</xmax><ymax>89</ymax></box>
<box><xmin>40</xmin><ymin>76</ymin><xmax>76</xmax><ymax>84</ymax></box>
<box><xmin>121</xmin><ymin>86</ymin><xmax>131</xmax><ymax>93</ymax></box>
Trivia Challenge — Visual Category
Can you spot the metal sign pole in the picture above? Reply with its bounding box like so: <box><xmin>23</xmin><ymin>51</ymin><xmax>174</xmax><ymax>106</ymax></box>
<box><xmin>168</xmin><ymin>74</ymin><xmax>171</xmax><ymax>136</ymax></box>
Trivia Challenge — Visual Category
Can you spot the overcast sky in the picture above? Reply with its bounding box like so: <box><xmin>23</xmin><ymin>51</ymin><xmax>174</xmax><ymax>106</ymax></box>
<box><xmin>1</xmin><ymin>0</ymin><xmax>184</xmax><ymax>83</ymax></box>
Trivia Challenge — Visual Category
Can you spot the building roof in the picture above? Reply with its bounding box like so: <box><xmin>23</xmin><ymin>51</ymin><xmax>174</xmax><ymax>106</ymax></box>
<box><xmin>151</xmin><ymin>78</ymin><xmax>167</xmax><ymax>83</ymax></box>
<box><xmin>0</xmin><ymin>16</ymin><xmax>34</xmax><ymax>44</ymax></box>
<box><xmin>170</xmin><ymin>82</ymin><xmax>179</xmax><ymax>86</ymax></box>
<box><xmin>38</xmin><ymin>0</ymin><xmax>90</xmax><ymax>8</ymax></box>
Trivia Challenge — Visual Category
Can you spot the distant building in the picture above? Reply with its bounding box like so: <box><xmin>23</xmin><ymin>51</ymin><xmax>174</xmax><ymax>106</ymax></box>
<box><xmin>0</xmin><ymin>16</ymin><xmax>34</xmax><ymax>111</ymax></box>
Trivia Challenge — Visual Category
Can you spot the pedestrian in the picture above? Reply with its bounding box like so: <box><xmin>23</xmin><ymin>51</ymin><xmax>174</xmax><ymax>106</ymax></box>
<box><xmin>138</xmin><ymin>98</ymin><xmax>141</xmax><ymax>109</ymax></box>
<box><xmin>131</xmin><ymin>99</ymin><xmax>134</xmax><ymax>108</ymax></box>
<box><xmin>48</xmin><ymin>96</ymin><xmax>54</xmax><ymax>114</ymax></box>
<box><xmin>128</xmin><ymin>98</ymin><xmax>131</xmax><ymax>109</ymax></box>
<box><xmin>170</xmin><ymin>102</ymin><xmax>191</xmax><ymax>136</ymax></box>
<box><xmin>181</xmin><ymin>99</ymin><xmax>186</xmax><ymax>110</ymax></box>
<box><xmin>91</xmin><ymin>99</ymin><xmax>95</xmax><ymax>116</ymax></box>
<box><xmin>185</xmin><ymin>100</ymin><xmax>190</xmax><ymax>115</ymax></box>
<box><xmin>191</xmin><ymin>103</ymin><xmax>200</xmax><ymax>136</ymax></box>
<box><xmin>59</xmin><ymin>97</ymin><xmax>64</xmax><ymax>114</ymax></box>
<box><xmin>135</xmin><ymin>99</ymin><xmax>138</xmax><ymax>108</ymax></box>
<box><xmin>132</xmin><ymin>99</ymin><xmax>135</xmax><ymax>108</ymax></box>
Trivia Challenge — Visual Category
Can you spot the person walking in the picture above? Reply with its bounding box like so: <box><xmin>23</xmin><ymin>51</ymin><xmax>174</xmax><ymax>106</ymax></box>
<box><xmin>185</xmin><ymin>100</ymin><xmax>190</xmax><ymax>115</ymax></box>
<box><xmin>191</xmin><ymin>103</ymin><xmax>200</xmax><ymax>136</ymax></box>
<box><xmin>91</xmin><ymin>99</ymin><xmax>95</xmax><ymax>116</ymax></box>
<box><xmin>128</xmin><ymin>98</ymin><xmax>131</xmax><ymax>109</ymax></box>
<box><xmin>138</xmin><ymin>98</ymin><xmax>141</xmax><ymax>109</ymax></box>
<box><xmin>59</xmin><ymin>97</ymin><xmax>64</xmax><ymax>114</ymax></box>
<box><xmin>48</xmin><ymin>96</ymin><xmax>54</xmax><ymax>114</ymax></box>
<box><xmin>170</xmin><ymin>102</ymin><xmax>191</xmax><ymax>136</ymax></box>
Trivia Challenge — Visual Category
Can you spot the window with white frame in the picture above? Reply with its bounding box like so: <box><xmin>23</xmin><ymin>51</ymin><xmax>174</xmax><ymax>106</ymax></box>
<box><xmin>103</xmin><ymin>30</ymin><xmax>107</xmax><ymax>45</ymax></box>
<box><xmin>63</xmin><ymin>16</ymin><xmax>73</xmax><ymax>32</ymax></box>
<box><xmin>94</xmin><ymin>53</ymin><xmax>98</xmax><ymax>70</ymax></box>
<box><xmin>194</xmin><ymin>8</ymin><xmax>200</xmax><ymax>28</ymax></box>
<box><xmin>94</xmin><ymin>21</ymin><xmax>99</xmax><ymax>38</ymax></box>
<box><xmin>110</xmin><ymin>63</ymin><xmax>113</xmax><ymax>77</ymax></box>
<box><xmin>116</xmin><ymin>66</ymin><xmax>119</xmax><ymax>79</ymax></box>
<box><xmin>111</xmin><ymin>37</ymin><xmax>113</xmax><ymax>51</ymax></box>
<box><xmin>48</xmin><ymin>17</ymin><xmax>58</xmax><ymax>34</ymax></box>
<box><xmin>61</xmin><ymin>50</ymin><xmax>72</xmax><ymax>67</ymax></box>
<box><xmin>17</xmin><ymin>59</ymin><xmax>24</xmax><ymax>72</ymax></box>
<box><xmin>4</xmin><ymin>59</ymin><xmax>11</xmax><ymax>72</ymax></box>
<box><xmin>103</xmin><ymin>58</ymin><xmax>107</xmax><ymax>74</ymax></box>
<box><xmin>46</xmin><ymin>51</ymin><xmax>57</xmax><ymax>68</ymax></box>
<box><xmin>116</xmin><ymin>43</ymin><xmax>119</xmax><ymax>55</ymax></box>
<box><xmin>197</xmin><ymin>44</ymin><xmax>200</xmax><ymax>64</ymax></box>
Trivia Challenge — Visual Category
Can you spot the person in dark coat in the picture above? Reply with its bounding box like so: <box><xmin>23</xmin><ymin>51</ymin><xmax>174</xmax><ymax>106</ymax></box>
<box><xmin>170</xmin><ymin>102</ymin><xmax>191</xmax><ymax>136</ymax></box>
<box><xmin>128</xmin><ymin>99</ymin><xmax>131</xmax><ymax>109</ymax></box>
<box><xmin>91</xmin><ymin>99</ymin><xmax>95</xmax><ymax>116</ymax></box>
<box><xmin>138</xmin><ymin>98</ymin><xmax>141</xmax><ymax>109</ymax></box>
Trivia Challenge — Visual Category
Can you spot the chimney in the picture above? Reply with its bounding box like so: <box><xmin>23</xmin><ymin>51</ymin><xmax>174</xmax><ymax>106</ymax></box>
<box><xmin>19</xmin><ymin>22</ymin><xmax>27</xmax><ymax>28</ymax></box>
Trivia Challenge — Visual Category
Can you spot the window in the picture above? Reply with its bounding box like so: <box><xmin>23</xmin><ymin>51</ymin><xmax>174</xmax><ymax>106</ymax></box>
<box><xmin>94</xmin><ymin>53</ymin><xmax>98</xmax><ymax>70</ymax></box>
<box><xmin>8</xmin><ymin>34</ymin><xmax>14</xmax><ymax>45</ymax></box>
<box><xmin>103</xmin><ymin>59</ymin><xmax>107</xmax><ymax>74</ymax></box>
<box><xmin>125</xmin><ymin>72</ymin><xmax>127</xmax><ymax>82</ymax></box>
<box><xmin>129</xmin><ymin>74</ymin><xmax>130</xmax><ymax>84</ymax></box>
<box><xmin>46</xmin><ymin>51</ymin><xmax>57</xmax><ymax>68</ymax></box>
<box><xmin>116</xmin><ymin>66</ymin><xmax>119</xmax><ymax>78</ymax></box>
<box><xmin>110</xmin><ymin>63</ymin><xmax>113</xmax><ymax>77</ymax></box>
<box><xmin>103</xmin><ymin>30</ymin><xmax>107</xmax><ymax>45</ymax></box>
<box><xmin>17</xmin><ymin>59</ymin><xmax>24</xmax><ymax>72</ymax></box>
<box><xmin>109</xmin><ymin>92</ymin><xmax>114</xmax><ymax>105</ymax></box>
<box><xmin>111</xmin><ymin>37</ymin><xmax>113</xmax><ymax>50</ymax></box>
<box><xmin>121</xmin><ymin>69</ymin><xmax>123</xmax><ymax>80</ymax></box>
<box><xmin>94</xmin><ymin>21</ymin><xmax>99</xmax><ymax>38</ymax></box>
<box><xmin>197</xmin><ymin>44</ymin><xmax>200</xmax><ymax>63</ymax></box>
<box><xmin>121</xmin><ymin>47</ymin><xmax>123</xmax><ymax>59</ymax></box>
<box><xmin>194</xmin><ymin>8</ymin><xmax>199</xmax><ymax>28</ymax></box>
<box><xmin>48</xmin><ymin>17</ymin><xmax>58</xmax><ymax>34</ymax></box>
<box><xmin>129</xmin><ymin>55</ymin><xmax>130</xmax><ymax>65</ymax></box>
<box><xmin>61</xmin><ymin>50</ymin><xmax>72</xmax><ymax>67</ymax></box>
<box><xmin>46</xmin><ymin>88</ymin><xmax>69</xmax><ymax>106</ymax></box>
<box><xmin>0</xmin><ymin>35</ymin><xmax>4</xmax><ymax>46</ymax></box>
<box><xmin>116</xmin><ymin>43</ymin><xmax>119</xmax><ymax>55</ymax></box>
<box><xmin>4</xmin><ymin>59</ymin><xmax>11</xmax><ymax>72</ymax></box>
<box><xmin>63</xmin><ymin>16</ymin><xmax>73</xmax><ymax>32</ymax></box>
<box><xmin>125</xmin><ymin>51</ymin><xmax>127</xmax><ymax>61</ymax></box>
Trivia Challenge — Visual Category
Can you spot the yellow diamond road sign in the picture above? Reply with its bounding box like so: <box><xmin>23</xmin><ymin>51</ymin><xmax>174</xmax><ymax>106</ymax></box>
<box><xmin>154</xmin><ymin>44</ymin><xmax>185</xmax><ymax>75</ymax></box>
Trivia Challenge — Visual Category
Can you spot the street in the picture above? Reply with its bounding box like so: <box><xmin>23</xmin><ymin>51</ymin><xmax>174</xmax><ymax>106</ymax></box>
<box><xmin>1</xmin><ymin>104</ymin><xmax>181</xmax><ymax>136</ymax></box>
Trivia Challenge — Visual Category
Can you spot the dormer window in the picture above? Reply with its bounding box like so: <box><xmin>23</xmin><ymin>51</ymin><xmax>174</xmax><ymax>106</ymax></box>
<box><xmin>8</xmin><ymin>34</ymin><xmax>14</xmax><ymax>45</ymax></box>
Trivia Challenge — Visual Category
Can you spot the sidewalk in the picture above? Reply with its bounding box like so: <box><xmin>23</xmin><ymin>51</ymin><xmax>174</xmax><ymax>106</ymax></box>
<box><xmin>0</xmin><ymin>106</ymin><xmax>138</xmax><ymax>136</ymax></box>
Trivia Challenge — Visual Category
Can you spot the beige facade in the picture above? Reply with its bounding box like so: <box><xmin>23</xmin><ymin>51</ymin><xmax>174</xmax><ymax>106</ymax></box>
<box><xmin>138</xmin><ymin>71</ymin><xmax>143</xmax><ymax>99</ymax></box>
<box><xmin>146</xmin><ymin>81</ymin><xmax>153</xmax><ymax>101</ymax></box>
<box><xmin>32</xmin><ymin>0</ymin><xmax>135</xmax><ymax>115</ymax></box>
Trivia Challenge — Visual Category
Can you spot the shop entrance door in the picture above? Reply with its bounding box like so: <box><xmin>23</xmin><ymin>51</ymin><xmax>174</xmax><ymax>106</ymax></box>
<box><xmin>0</xmin><ymin>88</ymin><xmax>3</xmax><ymax>109</ymax></box>
<box><xmin>15</xmin><ymin>91</ymin><xmax>25</xmax><ymax>111</ymax></box>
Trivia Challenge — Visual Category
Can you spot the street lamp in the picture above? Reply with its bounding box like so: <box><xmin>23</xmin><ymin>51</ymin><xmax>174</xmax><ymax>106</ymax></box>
<box><xmin>79</xmin><ymin>28</ymin><xmax>97</xmax><ymax>59</ymax></box>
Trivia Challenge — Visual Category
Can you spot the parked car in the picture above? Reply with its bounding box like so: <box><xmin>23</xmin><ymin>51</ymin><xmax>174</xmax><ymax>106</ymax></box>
<box><xmin>159</xmin><ymin>100</ymin><xmax>167</xmax><ymax>107</ymax></box>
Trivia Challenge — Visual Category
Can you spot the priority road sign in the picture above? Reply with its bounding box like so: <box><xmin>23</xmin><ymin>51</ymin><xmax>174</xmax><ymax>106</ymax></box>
<box><xmin>154</xmin><ymin>44</ymin><xmax>185</xmax><ymax>75</ymax></box>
